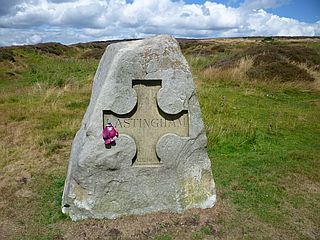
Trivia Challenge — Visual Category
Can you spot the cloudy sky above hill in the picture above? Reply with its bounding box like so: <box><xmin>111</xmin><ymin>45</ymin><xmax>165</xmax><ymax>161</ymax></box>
<box><xmin>0</xmin><ymin>0</ymin><xmax>319</xmax><ymax>46</ymax></box>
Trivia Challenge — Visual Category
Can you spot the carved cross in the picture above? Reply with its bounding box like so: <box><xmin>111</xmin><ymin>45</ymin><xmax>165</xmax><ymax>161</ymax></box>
<box><xmin>103</xmin><ymin>80</ymin><xmax>189</xmax><ymax>166</ymax></box>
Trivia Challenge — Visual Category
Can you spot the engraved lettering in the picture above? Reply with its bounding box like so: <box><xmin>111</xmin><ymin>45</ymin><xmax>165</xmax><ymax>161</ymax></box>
<box><xmin>143</xmin><ymin>119</ymin><xmax>150</xmax><ymax>128</ymax></box>
<box><xmin>124</xmin><ymin>119</ymin><xmax>130</xmax><ymax>128</ymax></box>
<box><xmin>116</xmin><ymin>119</ymin><xmax>122</xmax><ymax>128</ymax></box>
<box><xmin>151</xmin><ymin>119</ymin><xmax>159</xmax><ymax>127</ymax></box>
<box><xmin>168</xmin><ymin>120</ymin><xmax>175</xmax><ymax>127</ymax></box>
<box><xmin>106</xmin><ymin>117</ymin><xmax>190</xmax><ymax>129</ymax></box>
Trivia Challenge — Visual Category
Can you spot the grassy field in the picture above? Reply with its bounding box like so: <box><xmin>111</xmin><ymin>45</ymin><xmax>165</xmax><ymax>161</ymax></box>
<box><xmin>0</xmin><ymin>37</ymin><xmax>319</xmax><ymax>239</ymax></box>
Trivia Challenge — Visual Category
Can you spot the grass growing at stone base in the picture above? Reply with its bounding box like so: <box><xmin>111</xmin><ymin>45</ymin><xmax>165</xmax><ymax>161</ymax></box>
<box><xmin>0</xmin><ymin>37</ymin><xmax>319</xmax><ymax>239</ymax></box>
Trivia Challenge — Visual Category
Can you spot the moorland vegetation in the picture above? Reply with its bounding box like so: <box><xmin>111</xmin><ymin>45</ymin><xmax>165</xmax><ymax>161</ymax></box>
<box><xmin>0</xmin><ymin>37</ymin><xmax>319</xmax><ymax>239</ymax></box>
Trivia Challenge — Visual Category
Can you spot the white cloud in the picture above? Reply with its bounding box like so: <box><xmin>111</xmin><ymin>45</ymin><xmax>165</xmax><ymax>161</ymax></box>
<box><xmin>0</xmin><ymin>0</ymin><xmax>319</xmax><ymax>46</ymax></box>
<box><xmin>28</xmin><ymin>34</ymin><xmax>43</xmax><ymax>44</ymax></box>
<box><xmin>244</xmin><ymin>9</ymin><xmax>319</xmax><ymax>36</ymax></box>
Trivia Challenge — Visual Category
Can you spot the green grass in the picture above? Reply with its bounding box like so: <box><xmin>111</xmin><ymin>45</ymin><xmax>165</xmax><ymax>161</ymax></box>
<box><xmin>155</xmin><ymin>234</ymin><xmax>172</xmax><ymax>240</ymax></box>
<box><xmin>15</xmin><ymin>173</ymin><xmax>68</xmax><ymax>240</ymax></box>
<box><xmin>197</xmin><ymin>76</ymin><xmax>320</xmax><ymax>237</ymax></box>
<box><xmin>20</xmin><ymin>50</ymin><xmax>98</xmax><ymax>88</ymax></box>
<box><xmin>191</xmin><ymin>225</ymin><xmax>214</xmax><ymax>240</ymax></box>
<box><xmin>0</xmin><ymin>38</ymin><xmax>319</xmax><ymax>239</ymax></box>
<box><xmin>188</xmin><ymin>38</ymin><xmax>320</xmax><ymax>238</ymax></box>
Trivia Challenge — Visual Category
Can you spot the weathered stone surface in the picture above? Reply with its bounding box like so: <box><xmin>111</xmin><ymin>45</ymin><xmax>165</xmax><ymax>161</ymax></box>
<box><xmin>62</xmin><ymin>35</ymin><xmax>216</xmax><ymax>220</ymax></box>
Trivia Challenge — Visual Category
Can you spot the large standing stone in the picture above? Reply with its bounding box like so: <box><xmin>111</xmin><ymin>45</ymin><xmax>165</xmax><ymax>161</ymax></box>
<box><xmin>62</xmin><ymin>35</ymin><xmax>216</xmax><ymax>220</ymax></box>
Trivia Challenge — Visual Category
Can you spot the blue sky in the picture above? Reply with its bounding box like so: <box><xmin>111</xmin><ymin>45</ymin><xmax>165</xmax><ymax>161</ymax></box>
<box><xmin>268</xmin><ymin>0</ymin><xmax>320</xmax><ymax>23</ymax></box>
<box><xmin>0</xmin><ymin>0</ymin><xmax>319</xmax><ymax>46</ymax></box>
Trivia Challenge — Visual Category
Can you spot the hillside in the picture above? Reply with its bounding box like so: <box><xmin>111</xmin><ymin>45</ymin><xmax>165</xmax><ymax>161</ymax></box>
<box><xmin>0</xmin><ymin>37</ymin><xmax>319</xmax><ymax>239</ymax></box>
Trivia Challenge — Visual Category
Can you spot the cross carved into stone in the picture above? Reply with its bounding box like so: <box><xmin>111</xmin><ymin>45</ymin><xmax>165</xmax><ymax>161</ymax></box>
<box><xmin>103</xmin><ymin>80</ymin><xmax>189</xmax><ymax>166</ymax></box>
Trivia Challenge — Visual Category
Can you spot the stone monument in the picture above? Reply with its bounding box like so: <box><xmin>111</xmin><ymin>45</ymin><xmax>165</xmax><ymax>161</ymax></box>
<box><xmin>62</xmin><ymin>35</ymin><xmax>216</xmax><ymax>220</ymax></box>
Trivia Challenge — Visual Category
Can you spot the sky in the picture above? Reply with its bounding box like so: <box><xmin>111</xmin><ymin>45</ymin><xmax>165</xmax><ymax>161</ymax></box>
<box><xmin>0</xmin><ymin>0</ymin><xmax>319</xmax><ymax>46</ymax></box>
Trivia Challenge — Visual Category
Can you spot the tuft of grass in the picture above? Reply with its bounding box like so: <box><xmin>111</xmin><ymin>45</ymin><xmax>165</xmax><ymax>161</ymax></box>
<box><xmin>66</xmin><ymin>99</ymin><xmax>89</xmax><ymax>109</ymax></box>
<box><xmin>155</xmin><ymin>234</ymin><xmax>172</xmax><ymax>240</ymax></box>
<box><xmin>192</xmin><ymin>225</ymin><xmax>215</xmax><ymax>240</ymax></box>
<box><xmin>0</xmin><ymin>48</ymin><xmax>16</xmax><ymax>62</ymax></box>
<box><xmin>201</xmin><ymin>57</ymin><xmax>253</xmax><ymax>84</ymax></box>
<box><xmin>192</xmin><ymin>231</ymin><xmax>203</xmax><ymax>240</ymax></box>
<box><xmin>200</xmin><ymin>225</ymin><xmax>212</xmax><ymax>235</ymax></box>
<box><xmin>80</xmin><ymin>48</ymin><xmax>105</xmax><ymax>59</ymax></box>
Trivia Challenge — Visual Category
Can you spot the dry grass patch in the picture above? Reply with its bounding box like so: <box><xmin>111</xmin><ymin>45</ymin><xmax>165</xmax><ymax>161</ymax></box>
<box><xmin>62</xmin><ymin>201</ymin><xmax>223</xmax><ymax>240</ymax></box>
<box><xmin>294</xmin><ymin>62</ymin><xmax>320</xmax><ymax>90</ymax></box>
<box><xmin>202</xmin><ymin>57</ymin><xmax>253</xmax><ymax>84</ymax></box>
